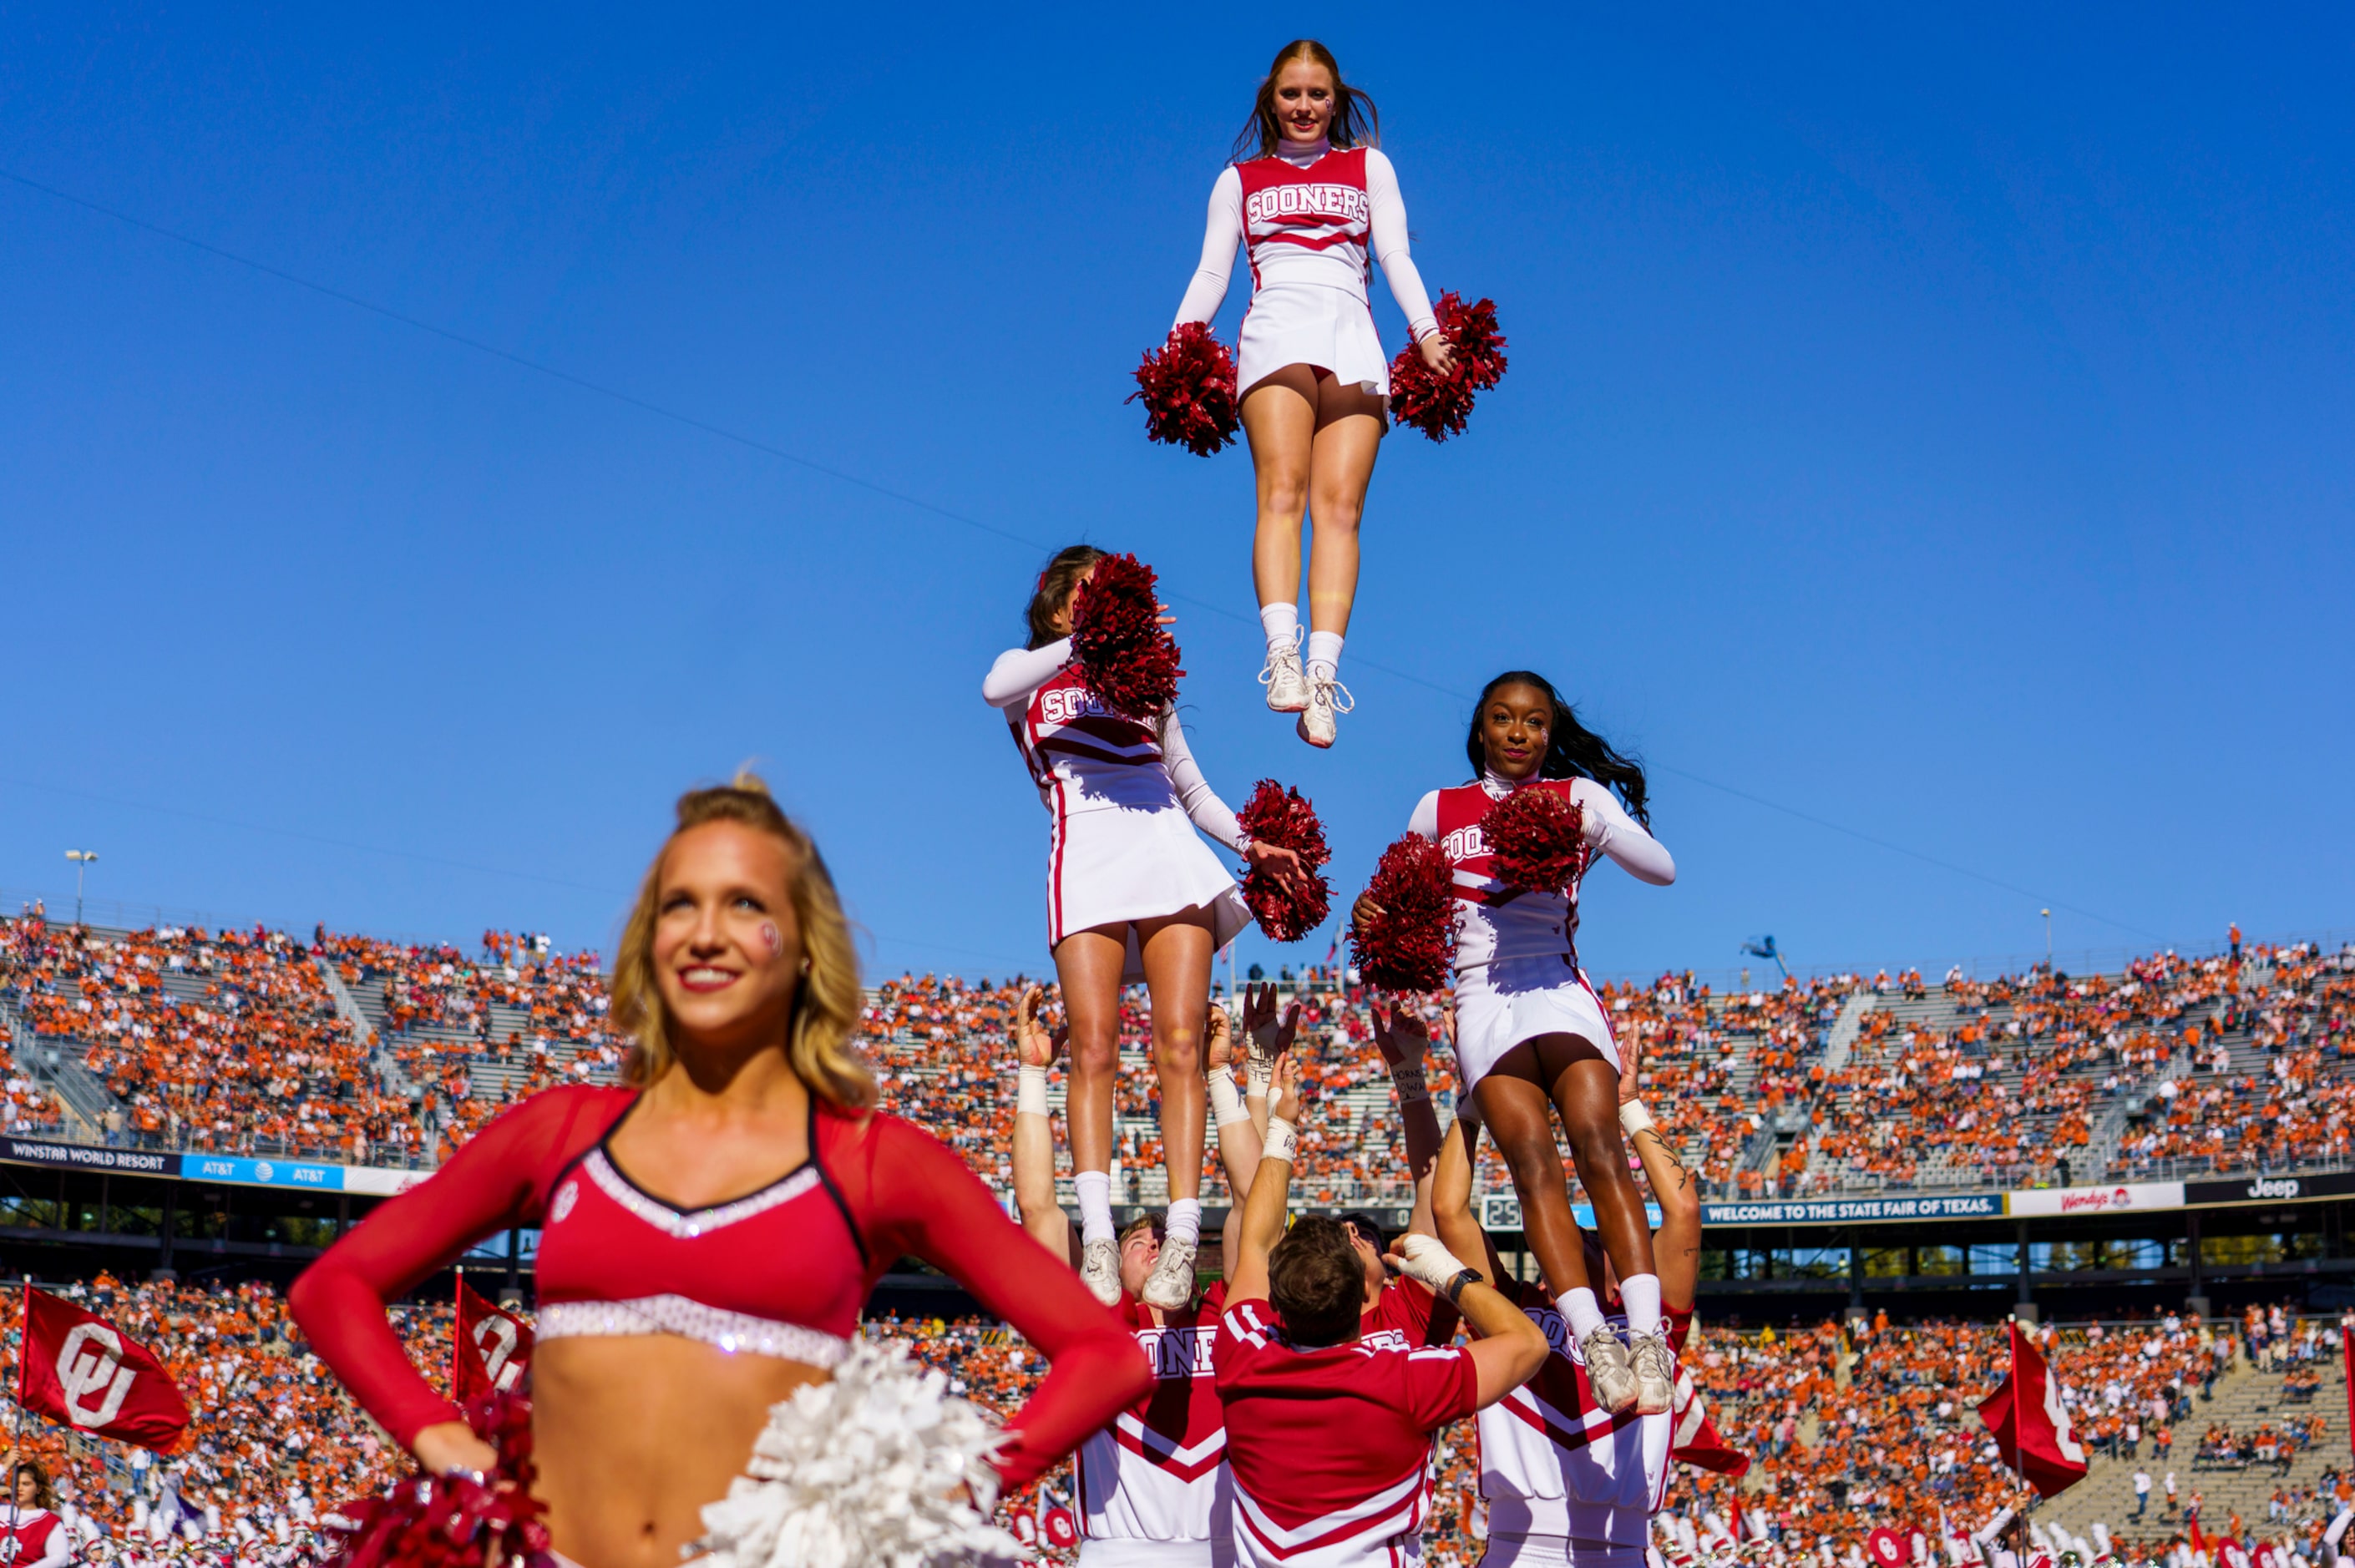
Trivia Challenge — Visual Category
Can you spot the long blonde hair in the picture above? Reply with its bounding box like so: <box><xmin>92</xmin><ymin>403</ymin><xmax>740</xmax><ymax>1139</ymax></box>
<box><xmin>608</xmin><ymin>773</ymin><xmax>874</xmax><ymax>1110</ymax></box>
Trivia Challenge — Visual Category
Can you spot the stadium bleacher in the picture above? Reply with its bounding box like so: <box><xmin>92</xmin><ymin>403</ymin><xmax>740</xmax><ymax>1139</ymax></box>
<box><xmin>3</xmin><ymin>913</ymin><xmax>2352</xmax><ymax>1204</ymax></box>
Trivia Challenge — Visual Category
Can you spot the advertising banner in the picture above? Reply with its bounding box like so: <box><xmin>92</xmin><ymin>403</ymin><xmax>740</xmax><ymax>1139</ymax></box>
<box><xmin>2185</xmin><ymin>1170</ymin><xmax>2355</xmax><ymax>1206</ymax></box>
<box><xmin>0</xmin><ymin>1137</ymin><xmax>176</xmax><ymax>1176</ymax></box>
<box><xmin>2004</xmin><ymin>1181</ymin><xmax>2185</xmax><ymax>1218</ymax></box>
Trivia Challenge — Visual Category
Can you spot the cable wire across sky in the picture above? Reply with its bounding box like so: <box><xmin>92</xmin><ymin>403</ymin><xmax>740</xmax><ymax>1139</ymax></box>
<box><xmin>1</xmin><ymin>165</ymin><xmax>2165</xmax><ymax>946</ymax></box>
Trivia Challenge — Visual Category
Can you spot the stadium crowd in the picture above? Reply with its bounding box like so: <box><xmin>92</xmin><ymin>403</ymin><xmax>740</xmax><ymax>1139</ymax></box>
<box><xmin>3</xmin><ymin>1273</ymin><xmax>2343</xmax><ymax>1568</ymax></box>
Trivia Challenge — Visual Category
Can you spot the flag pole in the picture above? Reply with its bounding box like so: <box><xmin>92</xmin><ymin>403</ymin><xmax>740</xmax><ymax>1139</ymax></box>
<box><xmin>8</xmin><ymin>1282</ymin><xmax>27</xmax><ymax>1555</ymax></box>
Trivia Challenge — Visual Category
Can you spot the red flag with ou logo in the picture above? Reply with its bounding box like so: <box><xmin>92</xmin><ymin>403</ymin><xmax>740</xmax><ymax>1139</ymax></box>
<box><xmin>1976</xmin><ymin>1319</ymin><xmax>2088</xmax><ymax>1499</ymax></box>
<box><xmin>453</xmin><ymin>1277</ymin><xmax>533</xmax><ymax>1402</ymax></box>
<box><xmin>1669</xmin><ymin>1366</ymin><xmax>1751</xmax><ymax>1478</ymax></box>
<box><xmin>16</xmin><ymin>1285</ymin><xmax>189</xmax><ymax>1451</ymax></box>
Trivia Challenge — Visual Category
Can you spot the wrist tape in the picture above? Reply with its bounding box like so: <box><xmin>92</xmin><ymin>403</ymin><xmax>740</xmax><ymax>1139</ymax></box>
<box><xmin>1245</xmin><ymin>1052</ymin><xmax>1274</xmax><ymax>1095</ymax></box>
<box><xmin>1262</xmin><ymin>1115</ymin><xmax>1296</xmax><ymax>1164</ymax></box>
<box><xmin>1618</xmin><ymin>1099</ymin><xmax>1656</xmax><ymax>1138</ymax></box>
<box><xmin>1017</xmin><ymin>1064</ymin><xmax>1050</xmax><ymax>1118</ymax></box>
<box><xmin>1208</xmin><ymin>1065</ymin><xmax>1249</xmax><ymax>1128</ymax></box>
<box><xmin>1391</xmin><ymin>1065</ymin><xmax>1429</xmax><ymax>1104</ymax></box>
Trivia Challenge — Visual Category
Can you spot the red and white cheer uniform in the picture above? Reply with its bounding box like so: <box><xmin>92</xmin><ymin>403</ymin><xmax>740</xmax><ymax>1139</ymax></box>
<box><xmin>1172</xmin><ymin>139</ymin><xmax>1439</xmax><ymax>401</ymax></box>
<box><xmin>986</xmin><ymin>640</ymin><xmax>1251</xmax><ymax>973</ymax></box>
<box><xmin>1405</xmin><ymin>774</ymin><xmax>1674</xmax><ymax>1089</ymax></box>
<box><xmin>1474</xmin><ymin>1283</ymin><xmax>1694</xmax><ymax>1567</ymax></box>
<box><xmin>1215</xmin><ymin>1298</ymin><xmax>1477</xmax><ymax>1567</ymax></box>
<box><xmin>0</xmin><ymin>1508</ymin><xmax>69</xmax><ymax>1568</ymax></box>
<box><xmin>1077</xmin><ymin>1284</ymin><xmax>1233</xmax><ymax>1568</ymax></box>
<box><xmin>290</xmin><ymin>1085</ymin><xmax>1147</xmax><ymax>1491</ymax></box>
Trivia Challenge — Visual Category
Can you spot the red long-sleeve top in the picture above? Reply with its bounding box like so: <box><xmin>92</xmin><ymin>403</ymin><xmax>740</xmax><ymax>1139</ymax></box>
<box><xmin>288</xmin><ymin>1084</ymin><xmax>1146</xmax><ymax>1490</ymax></box>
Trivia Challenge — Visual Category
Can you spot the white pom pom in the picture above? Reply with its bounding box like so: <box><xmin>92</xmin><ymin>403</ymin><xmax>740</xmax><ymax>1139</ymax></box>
<box><xmin>694</xmin><ymin>1338</ymin><xmax>1026</xmax><ymax>1568</ymax></box>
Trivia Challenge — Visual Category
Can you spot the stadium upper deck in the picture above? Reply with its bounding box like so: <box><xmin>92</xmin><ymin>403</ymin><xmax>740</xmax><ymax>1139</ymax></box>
<box><xmin>0</xmin><ymin>912</ymin><xmax>2347</xmax><ymax>1208</ymax></box>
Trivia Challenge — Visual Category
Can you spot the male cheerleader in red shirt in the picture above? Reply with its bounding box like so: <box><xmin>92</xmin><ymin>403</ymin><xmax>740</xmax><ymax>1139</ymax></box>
<box><xmin>1216</xmin><ymin>1054</ymin><xmax>1547</xmax><ymax>1566</ymax></box>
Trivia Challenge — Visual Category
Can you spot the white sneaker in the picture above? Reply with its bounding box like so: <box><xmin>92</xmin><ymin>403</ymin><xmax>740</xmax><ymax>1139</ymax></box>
<box><xmin>1629</xmin><ymin>1325</ymin><xmax>1676</xmax><ymax>1415</ymax></box>
<box><xmin>1140</xmin><ymin>1237</ymin><xmax>1199</xmax><ymax>1309</ymax></box>
<box><xmin>1259</xmin><ymin>632</ymin><xmax>1310</xmax><ymax>713</ymax></box>
<box><xmin>1294</xmin><ymin>674</ymin><xmax>1354</xmax><ymax>749</ymax></box>
<box><xmin>1080</xmin><ymin>1237</ymin><xmax>1122</xmax><ymax>1305</ymax></box>
<box><xmin>1583</xmin><ymin>1323</ymin><xmax>1639</xmax><ymax>1414</ymax></box>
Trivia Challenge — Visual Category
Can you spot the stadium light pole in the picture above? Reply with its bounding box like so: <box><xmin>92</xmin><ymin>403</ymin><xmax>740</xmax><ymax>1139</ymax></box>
<box><xmin>64</xmin><ymin>849</ymin><xmax>99</xmax><ymax>926</ymax></box>
<box><xmin>2041</xmin><ymin>908</ymin><xmax>2052</xmax><ymax>972</ymax></box>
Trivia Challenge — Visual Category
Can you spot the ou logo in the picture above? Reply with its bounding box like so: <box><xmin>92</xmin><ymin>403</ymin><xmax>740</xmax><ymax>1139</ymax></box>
<box><xmin>474</xmin><ymin>1317</ymin><xmax>524</xmax><ymax>1392</ymax></box>
<box><xmin>58</xmin><ymin>1323</ymin><xmax>138</xmax><ymax>1429</ymax></box>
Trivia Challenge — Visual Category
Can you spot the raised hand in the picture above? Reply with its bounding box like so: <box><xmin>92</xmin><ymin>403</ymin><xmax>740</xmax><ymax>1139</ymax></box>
<box><xmin>1370</xmin><ymin>1003</ymin><xmax>1430</xmax><ymax>1072</ymax></box>
<box><xmin>1242</xmin><ymin>981</ymin><xmax>1300</xmax><ymax>1061</ymax></box>
<box><xmin>1205</xmin><ymin>1004</ymin><xmax>1235</xmax><ymax>1073</ymax></box>
<box><xmin>1270</xmin><ymin>1052</ymin><xmax>1303</xmax><ymax>1123</ymax></box>
<box><xmin>1014</xmin><ymin>984</ymin><xmax>1066</xmax><ymax>1070</ymax></box>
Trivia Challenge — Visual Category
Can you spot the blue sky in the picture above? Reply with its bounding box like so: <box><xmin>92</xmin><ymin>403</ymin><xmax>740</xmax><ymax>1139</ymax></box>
<box><xmin>3</xmin><ymin>6</ymin><xmax>2348</xmax><ymax>986</ymax></box>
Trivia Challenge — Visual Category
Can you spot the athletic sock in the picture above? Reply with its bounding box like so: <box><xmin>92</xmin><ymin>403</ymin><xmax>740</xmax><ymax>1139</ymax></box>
<box><xmin>1558</xmin><ymin>1286</ymin><xmax>1606</xmax><ymax>1340</ymax></box>
<box><xmin>1259</xmin><ymin>602</ymin><xmax>1300</xmax><ymax>657</ymax></box>
<box><xmin>1074</xmin><ymin>1170</ymin><xmax>1115</xmax><ymax>1247</ymax></box>
<box><xmin>1165</xmin><ymin>1197</ymin><xmax>1203</xmax><ymax>1248</ymax></box>
<box><xmin>1621</xmin><ymin>1272</ymin><xmax>1664</xmax><ymax>1337</ymax></box>
<box><xmin>1304</xmin><ymin>630</ymin><xmax>1345</xmax><ymax>680</ymax></box>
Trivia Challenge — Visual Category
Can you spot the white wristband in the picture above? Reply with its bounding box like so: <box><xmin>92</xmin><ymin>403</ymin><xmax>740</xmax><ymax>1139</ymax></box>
<box><xmin>1262</xmin><ymin>1115</ymin><xmax>1296</xmax><ymax>1164</ymax></box>
<box><xmin>1017</xmin><ymin>1064</ymin><xmax>1050</xmax><ymax>1118</ymax></box>
<box><xmin>1618</xmin><ymin>1099</ymin><xmax>1656</xmax><ymax>1137</ymax></box>
<box><xmin>1245</xmin><ymin>1054</ymin><xmax>1274</xmax><ymax>1095</ymax></box>
<box><xmin>1391</xmin><ymin>1065</ymin><xmax>1428</xmax><ymax>1105</ymax></box>
<box><xmin>1208</xmin><ymin>1065</ymin><xmax>1249</xmax><ymax>1128</ymax></box>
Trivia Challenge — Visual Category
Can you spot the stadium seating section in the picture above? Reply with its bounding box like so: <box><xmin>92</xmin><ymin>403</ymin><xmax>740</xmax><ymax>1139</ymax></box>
<box><xmin>3</xmin><ymin>914</ymin><xmax>2350</xmax><ymax>1204</ymax></box>
<box><xmin>4</xmin><ymin>1281</ymin><xmax>2345</xmax><ymax>1567</ymax></box>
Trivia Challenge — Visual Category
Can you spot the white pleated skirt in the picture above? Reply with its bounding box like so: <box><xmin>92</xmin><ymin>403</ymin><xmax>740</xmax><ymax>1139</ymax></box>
<box><xmin>1238</xmin><ymin>282</ymin><xmax>1391</xmax><ymax>402</ymax></box>
<box><xmin>1452</xmin><ymin>955</ymin><xmax>1622</xmax><ymax>1089</ymax></box>
<box><xmin>1049</xmin><ymin>804</ymin><xmax>1250</xmax><ymax>982</ymax></box>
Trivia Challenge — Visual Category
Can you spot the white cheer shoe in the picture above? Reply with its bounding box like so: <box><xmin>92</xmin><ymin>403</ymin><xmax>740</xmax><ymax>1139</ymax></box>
<box><xmin>1295</xmin><ymin>675</ymin><xmax>1354</xmax><ymax>749</ymax></box>
<box><xmin>1259</xmin><ymin>632</ymin><xmax>1310</xmax><ymax>714</ymax></box>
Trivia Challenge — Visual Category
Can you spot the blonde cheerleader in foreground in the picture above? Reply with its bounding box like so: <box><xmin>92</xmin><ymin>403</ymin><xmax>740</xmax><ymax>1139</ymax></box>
<box><xmin>291</xmin><ymin>776</ymin><xmax>1147</xmax><ymax>1568</ymax></box>
<box><xmin>985</xmin><ymin>547</ymin><xmax>1307</xmax><ymax>1309</ymax></box>
<box><xmin>1171</xmin><ymin>38</ymin><xmax>1456</xmax><ymax>748</ymax></box>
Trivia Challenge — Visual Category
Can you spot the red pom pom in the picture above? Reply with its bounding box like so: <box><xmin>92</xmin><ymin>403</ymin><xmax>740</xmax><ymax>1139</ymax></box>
<box><xmin>1481</xmin><ymin>787</ymin><xmax>1587</xmax><ymax>896</ymax></box>
<box><xmin>330</xmin><ymin>1391</ymin><xmax>552</xmax><ymax>1568</ymax></box>
<box><xmin>1069</xmin><ymin>553</ymin><xmax>1185</xmax><ymax>718</ymax></box>
<box><xmin>1234</xmin><ymin>780</ymin><xmax>1333</xmax><ymax>943</ymax></box>
<box><xmin>1386</xmin><ymin>293</ymin><xmax>1509</xmax><ymax>443</ymax></box>
<box><xmin>1350</xmin><ymin>835</ymin><xmax>1457</xmax><ymax>992</ymax></box>
<box><xmin>1129</xmin><ymin>323</ymin><xmax>1241</xmax><ymax>457</ymax></box>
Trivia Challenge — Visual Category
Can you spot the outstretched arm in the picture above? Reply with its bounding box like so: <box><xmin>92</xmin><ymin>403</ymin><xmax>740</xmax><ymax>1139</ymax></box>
<box><xmin>1431</xmin><ymin>1100</ymin><xmax>1509</xmax><ymax>1287</ymax></box>
<box><xmin>1011</xmin><ymin>984</ymin><xmax>1077</xmax><ymax>1267</ymax></box>
<box><xmin>1228</xmin><ymin>1054</ymin><xmax>1300</xmax><ymax>1304</ymax></box>
<box><xmin>1372</xmin><ymin>1002</ymin><xmax>1445</xmax><ymax>1217</ymax></box>
<box><xmin>1205</xmin><ymin>1005</ymin><xmax>1263</xmax><ymax>1283</ymax></box>
<box><xmin>1387</xmin><ymin>1233</ymin><xmax>1547</xmax><ymax>1406</ymax></box>
<box><xmin>1172</xmin><ymin>167</ymin><xmax>1245</xmax><ymax>328</ymax></box>
<box><xmin>1618</xmin><ymin>1033</ymin><xmax>1701</xmax><ymax>1306</ymax></box>
<box><xmin>1362</xmin><ymin>149</ymin><xmax>1439</xmax><ymax>341</ymax></box>
<box><xmin>1572</xmin><ymin>778</ymin><xmax>1675</xmax><ymax>886</ymax></box>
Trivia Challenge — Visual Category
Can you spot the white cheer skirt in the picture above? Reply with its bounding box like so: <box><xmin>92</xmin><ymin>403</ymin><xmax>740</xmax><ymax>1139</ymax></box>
<box><xmin>1452</xmin><ymin>956</ymin><xmax>1621</xmax><ymax>1089</ymax></box>
<box><xmin>1049</xmin><ymin>804</ymin><xmax>1249</xmax><ymax>981</ymax></box>
<box><xmin>1238</xmin><ymin>282</ymin><xmax>1391</xmax><ymax>402</ymax></box>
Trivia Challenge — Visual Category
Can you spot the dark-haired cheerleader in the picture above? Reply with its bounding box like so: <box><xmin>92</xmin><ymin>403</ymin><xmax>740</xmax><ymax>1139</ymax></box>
<box><xmin>1169</xmin><ymin>38</ymin><xmax>1456</xmax><ymax>749</ymax></box>
<box><xmin>985</xmin><ymin>545</ymin><xmax>1305</xmax><ymax>1311</ymax></box>
<box><xmin>1352</xmin><ymin>671</ymin><xmax>1677</xmax><ymax>1418</ymax></box>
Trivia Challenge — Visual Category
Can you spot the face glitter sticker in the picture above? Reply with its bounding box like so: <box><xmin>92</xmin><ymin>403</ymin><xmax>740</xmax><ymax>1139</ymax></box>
<box><xmin>757</xmin><ymin>921</ymin><xmax>782</xmax><ymax>957</ymax></box>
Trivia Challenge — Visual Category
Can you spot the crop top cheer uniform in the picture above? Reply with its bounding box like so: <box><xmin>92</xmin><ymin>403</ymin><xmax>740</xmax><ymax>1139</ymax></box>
<box><xmin>290</xmin><ymin>1084</ymin><xmax>1149</xmax><ymax>1490</ymax></box>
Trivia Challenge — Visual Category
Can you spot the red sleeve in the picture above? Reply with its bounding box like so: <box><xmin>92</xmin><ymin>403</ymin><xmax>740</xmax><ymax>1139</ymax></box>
<box><xmin>288</xmin><ymin>1086</ymin><xmax>629</xmax><ymax>1449</ymax></box>
<box><xmin>829</xmin><ymin>1113</ymin><xmax>1152</xmax><ymax>1490</ymax></box>
<box><xmin>1399</xmin><ymin>1345</ymin><xmax>1480</xmax><ymax>1431</ymax></box>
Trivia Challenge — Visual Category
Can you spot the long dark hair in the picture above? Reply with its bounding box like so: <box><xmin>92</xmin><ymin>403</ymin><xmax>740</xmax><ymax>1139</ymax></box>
<box><xmin>1231</xmin><ymin>40</ymin><xmax>1380</xmax><ymax>163</ymax></box>
<box><xmin>1465</xmin><ymin>670</ymin><xmax>1651</xmax><ymax>828</ymax></box>
<box><xmin>1025</xmin><ymin>544</ymin><xmax>1103</xmax><ymax>650</ymax></box>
